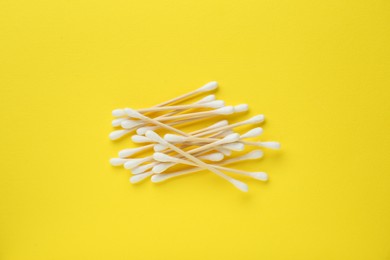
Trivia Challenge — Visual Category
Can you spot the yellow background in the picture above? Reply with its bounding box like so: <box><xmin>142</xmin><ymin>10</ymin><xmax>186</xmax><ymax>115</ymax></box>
<box><xmin>1</xmin><ymin>0</ymin><xmax>389</xmax><ymax>259</ymax></box>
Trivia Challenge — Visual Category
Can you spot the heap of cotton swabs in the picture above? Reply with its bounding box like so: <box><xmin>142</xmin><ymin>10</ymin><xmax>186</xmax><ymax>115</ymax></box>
<box><xmin>109</xmin><ymin>81</ymin><xmax>280</xmax><ymax>192</ymax></box>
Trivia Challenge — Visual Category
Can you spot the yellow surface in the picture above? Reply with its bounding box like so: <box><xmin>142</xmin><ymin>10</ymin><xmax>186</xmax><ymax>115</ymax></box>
<box><xmin>0</xmin><ymin>0</ymin><xmax>389</xmax><ymax>259</ymax></box>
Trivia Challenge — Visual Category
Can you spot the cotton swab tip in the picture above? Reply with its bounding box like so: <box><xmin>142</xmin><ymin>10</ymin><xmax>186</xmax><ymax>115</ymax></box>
<box><xmin>124</xmin><ymin>108</ymin><xmax>142</xmax><ymax>119</ymax></box>
<box><xmin>145</xmin><ymin>131</ymin><xmax>163</xmax><ymax>143</ymax></box>
<box><xmin>121</xmin><ymin>120</ymin><xmax>141</xmax><ymax>129</ymax></box>
<box><xmin>153</xmin><ymin>152</ymin><xmax>175</xmax><ymax>163</ymax></box>
<box><xmin>136</xmin><ymin>127</ymin><xmax>152</xmax><ymax>135</ymax></box>
<box><xmin>131</xmin><ymin>168</ymin><xmax>143</xmax><ymax>175</ymax></box>
<box><xmin>231</xmin><ymin>179</ymin><xmax>249</xmax><ymax>192</ymax></box>
<box><xmin>215</xmin><ymin>147</ymin><xmax>232</xmax><ymax>156</ymax></box>
<box><xmin>152</xmin><ymin>162</ymin><xmax>174</xmax><ymax>173</ymax></box>
<box><xmin>210</xmin><ymin>120</ymin><xmax>229</xmax><ymax>129</ymax></box>
<box><xmin>248</xmin><ymin>114</ymin><xmax>265</xmax><ymax>124</ymax></box>
<box><xmin>199</xmin><ymin>152</ymin><xmax>224</xmax><ymax>161</ymax></box>
<box><xmin>220</xmin><ymin>130</ymin><xmax>234</xmax><ymax>136</ymax></box>
<box><xmin>215</xmin><ymin>106</ymin><xmax>234</xmax><ymax>115</ymax></box>
<box><xmin>240</xmin><ymin>127</ymin><xmax>263</xmax><ymax>139</ymax></box>
<box><xmin>222</xmin><ymin>133</ymin><xmax>240</xmax><ymax>143</ymax></box>
<box><xmin>151</xmin><ymin>174</ymin><xmax>168</xmax><ymax>183</ymax></box>
<box><xmin>119</xmin><ymin>147</ymin><xmax>147</xmax><ymax>158</ymax></box>
<box><xmin>234</xmin><ymin>104</ymin><xmax>249</xmax><ymax>113</ymax></box>
<box><xmin>198</xmin><ymin>81</ymin><xmax>218</xmax><ymax>92</ymax></box>
<box><xmin>222</xmin><ymin>142</ymin><xmax>245</xmax><ymax>151</ymax></box>
<box><xmin>198</xmin><ymin>94</ymin><xmax>216</xmax><ymax>103</ymax></box>
<box><xmin>251</xmin><ymin>172</ymin><xmax>268</xmax><ymax>181</ymax></box>
<box><xmin>112</xmin><ymin>118</ymin><xmax>125</xmax><ymax>127</ymax></box>
<box><xmin>131</xmin><ymin>135</ymin><xmax>152</xmax><ymax>143</ymax></box>
<box><xmin>124</xmin><ymin>159</ymin><xmax>145</xmax><ymax>169</ymax></box>
<box><xmin>204</xmin><ymin>100</ymin><xmax>225</xmax><ymax>108</ymax></box>
<box><xmin>130</xmin><ymin>173</ymin><xmax>150</xmax><ymax>184</ymax></box>
<box><xmin>119</xmin><ymin>149</ymin><xmax>134</xmax><ymax>158</ymax></box>
<box><xmin>112</xmin><ymin>109</ymin><xmax>126</xmax><ymax>117</ymax></box>
<box><xmin>132</xmin><ymin>164</ymin><xmax>153</xmax><ymax>174</ymax></box>
<box><xmin>110</xmin><ymin>158</ymin><xmax>127</xmax><ymax>166</ymax></box>
<box><xmin>245</xmin><ymin>150</ymin><xmax>264</xmax><ymax>159</ymax></box>
<box><xmin>164</xmin><ymin>134</ymin><xmax>187</xmax><ymax>143</ymax></box>
<box><xmin>154</xmin><ymin>144</ymin><xmax>167</xmax><ymax>152</ymax></box>
<box><xmin>109</xmin><ymin>129</ymin><xmax>129</xmax><ymax>140</ymax></box>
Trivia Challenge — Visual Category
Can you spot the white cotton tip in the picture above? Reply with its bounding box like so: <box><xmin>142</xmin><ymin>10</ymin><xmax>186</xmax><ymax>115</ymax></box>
<box><xmin>222</xmin><ymin>142</ymin><xmax>245</xmax><ymax>151</ymax></box>
<box><xmin>119</xmin><ymin>147</ymin><xmax>145</xmax><ymax>158</ymax></box>
<box><xmin>197</xmin><ymin>94</ymin><xmax>216</xmax><ymax>103</ymax></box>
<box><xmin>153</xmin><ymin>153</ymin><xmax>175</xmax><ymax>163</ymax></box>
<box><xmin>124</xmin><ymin>159</ymin><xmax>146</xmax><ymax>169</ymax></box>
<box><xmin>222</xmin><ymin>133</ymin><xmax>240</xmax><ymax>143</ymax></box>
<box><xmin>132</xmin><ymin>163</ymin><xmax>154</xmax><ymax>174</ymax></box>
<box><xmin>121</xmin><ymin>120</ymin><xmax>141</xmax><ymax>129</ymax></box>
<box><xmin>154</xmin><ymin>144</ymin><xmax>167</xmax><ymax>152</ymax></box>
<box><xmin>151</xmin><ymin>174</ymin><xmax>170</xmax><ymax>183</ymax></box>
<box><xmin>240</xmin><ymin>127</ymin><xmax>263</xmax><ymax>139</ymax></box>
<box><xmin>119</xmin><ymin>149</ymin><xmax>135</xmax><ymax>158</ymax></box>
<box><xmin>131</xmin><ymin>167</ymin><xmax>145</xmax><ymax>175</ymax></box>
<box><xmin>110</xmin><ymin>158</ymin><xmax>128</xmax><ymax>166</ymax></box>
<box><xmin>248</xmin><ymin>114</ymin><xmax>265</xmax><ymax>124</ymax></box>
<box><xmin>215</xmin><ymin>147</ymin><xmax>232</xmax><ymax>156</ymax></box>
<box><xmin>219</xmin><ymin>130</ymin><xmax>234</xmax><ymax>137</ymax></box>
<box><xmin>131</xmin><ymin>135</ymin><xmax>152</xmax><ymax>143</ymax></box>
<box><xmin>109</xmin><ymin>129</ymin><xmax>130</xmax><ymax>140</ymax></box>
<box><xmin>250</xmin><ymin>172</ymin><xmax>268</xmax><ymax>181</ymax></box>
<box><xmin>203</xmin><ymin>100</ymin><xmax>225</xmax><ymax>108</ymax></box>
<box><xmin>112</xmin><ymin>109</ymin><xmax>126</xmax><ymax>117</ymax></box>
<box><xmin>124</xmin><ymin>108</ymin><xmax>142</xmax><ymax>119</ymax></box>
<box><xmin>214</xmin><ymin>106</ymin><xmax>234</xmax><ymax>115</ymax></box>
<box><xmin>130</xmin><ymin>173</ymin><xmax>151</xmax><ymax>184</ymax></box>
<box><xmin>234</xmin><ymin>104</ymin><xmax>249</xmax><ymax>113</ymax></box>
<box><xmin>198</xmin><ymin>81</ymin><xmax>218</xmax><ymax>92</ymax></box>
<box><xmin>145</xmin><ymin>131</ymin><xmax>163</xmax><ymax>143</ymax></box>
<box><xmin>199</xmin><ymin>153</ymin><xmax>224</xmax><ymax>162</ymax></box>
<box><xmin>112</xmin><ymin>118</ymin><xmax>126</xmax><ymax>127</ymax></box>
<box><xmin>231</xmin><ymin>179</ymin><xmax>249</xmax><ymax>192</ymax></box>
<box><xmin>164</xmin><ymin>134</ymin><xmax>187</xmax><ymax>143</ymax></box>
<box><xmin>260</xmin><ymin>141</ymin><xmax>281</xmax><ymax>149</ymax></box>
<box><xmin>245</xmin><ymin>150</ymin><xmax>264</xmax><ymax>159</ymax></box>
<box><xmin>209</xmin><ymin>120</ymin><xmax>228</xmax><ymax>129</ymax></box>
<box><xmin>152</xmin><ymin>162</ymin><xmax>175</xmax><ymax>173</ymax></box>
<box><xmin>136</xmin><ymin>126</ymin><xmax>153</xmax><ymax>135</ymax></box>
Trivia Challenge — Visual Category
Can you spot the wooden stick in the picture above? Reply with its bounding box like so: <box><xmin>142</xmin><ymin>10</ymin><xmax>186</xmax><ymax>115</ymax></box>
<box><xmin>136</xmin><ymin>101</ymin><xmax>223</xmax><ymax>113</ymax></box>
<box><xmin>192</xmin><ymin>115</ymin><xmax>264</xmax><ymax>137</ymax></box>
<box><xmin>154</xmin><ymin>154</ymin><xmax>267</xmax><ymax>181</ymax></box>
<box><xmin>125</xmin><ymin>108</ymin><xmax>190</xmax><ymax>136</ymax></box>
<box><xmin>115</xmin><ymin>82</ymin><xmax>217</xmax><ymax>117</ymax></box>
<box><xmin>112</xmin><ymin>91</ymin><xmax>216</xmax><ymax>139</ymax></box>
<box><xmin>164</xmin><ymin>126</ymin><xmax>260</xmax><ymax>144</ymax></box>
<box><xmin>131</xmin><ymin>150</ymin><xmax>262</xmax><ymax>183</ymax></box>
<box><xmin>119</xmin><ymin>121</ymin><xmax>231</xmax><ymax>158</ymax></box>
<box><xmin>131</xmin><ymin>162</ymin><xmax>158</xmax><ymax>174</ymax></box>
<box><xmin>142</xmin><ymin>107</ymin><xmax>233</xmax><ymax>122</ymax></box>
<box><xmin>145</xmin><ymin>131</ymin><xmax>248</xmax><ymax>192</ymax></box>
<box><xmin>135</xmin><ymin>114</ymin><xmax>227</xmax><ymax>135</ymax></box>
<box><xmin>118</xmin><ymin>144</ymin><xmax>154</xmax><ymax>158</ymax></box>
<box><xmin>151</xmin><ymin>150</ymin><xmax>263</xmax><ymax>182</ymax></box>
<box><xmin>190</xmin><ymin>120</ymin><xmax>228</xmax><ymax>135</ymax></box>
<box><xmin>143</xmin><ymin>94</ymin><xmax>216</xmax><ymax>121</ymax></box>
<box><xmin>153</xmin><ymin>82</ymin><xmax>217</xmax><ymax>107</ymax></box>
<box><xmin>121</xmin><ymin>95</ymin><xmax>217</xmax><ymax>129</ymax></box>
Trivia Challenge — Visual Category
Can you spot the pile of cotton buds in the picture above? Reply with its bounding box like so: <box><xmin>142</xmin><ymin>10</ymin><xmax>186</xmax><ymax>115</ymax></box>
<box><xmin>109</xmin><ymin>81</ymin><xmax>280</xmax><ymax>192</ymax></box>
